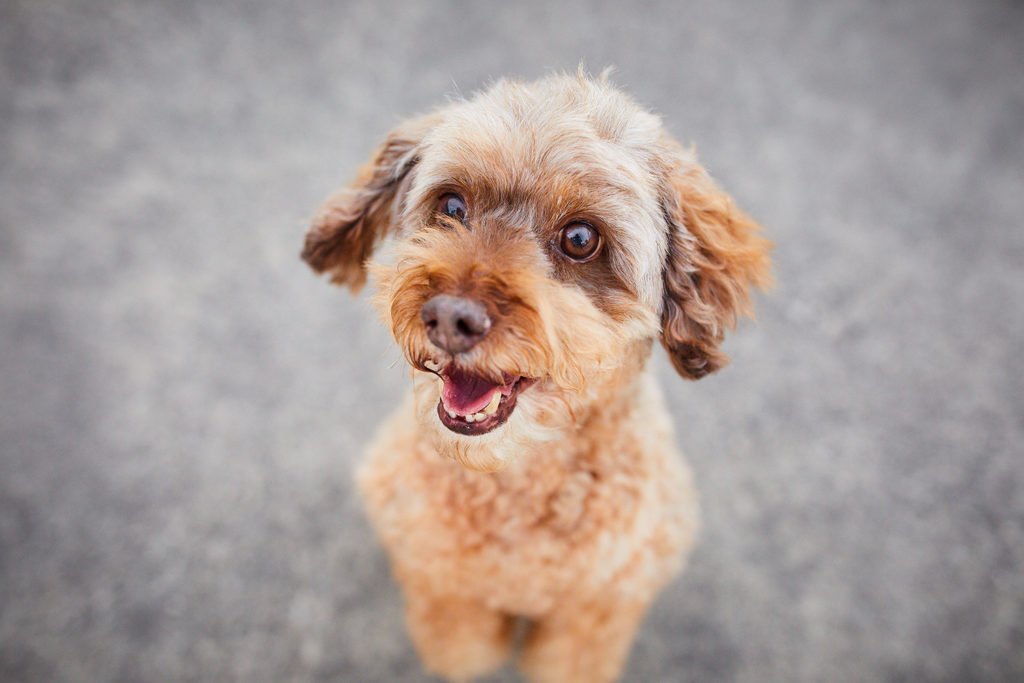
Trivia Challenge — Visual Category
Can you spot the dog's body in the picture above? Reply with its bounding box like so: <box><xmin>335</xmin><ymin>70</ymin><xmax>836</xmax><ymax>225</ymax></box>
<box><xmin>359</xmin><ymin>364</ymin><xmax>696</xmax><ymax>681</ymax></box>
<box><xmin>303</xmin><ymin>72</ymin><xmax>770</xmax><ymax>682</ymax></box>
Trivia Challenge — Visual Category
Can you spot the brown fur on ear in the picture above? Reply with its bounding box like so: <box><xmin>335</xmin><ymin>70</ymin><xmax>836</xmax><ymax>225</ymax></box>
<box><xmin>301</xmin><ymin>114</ymin><xmax>440</xmax><ymax>291</ymax></box>
<box><xmin>659</xmin><ymin>144</ymin><xmax>773</xmax><ymax>379</ymax></box>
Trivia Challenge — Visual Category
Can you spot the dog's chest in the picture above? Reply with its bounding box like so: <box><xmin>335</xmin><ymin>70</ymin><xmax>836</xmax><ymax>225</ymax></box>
<box><xmin>364</xmin><ymin>441</ymin><xmax>680</xmax><ymax>615</ymax></box>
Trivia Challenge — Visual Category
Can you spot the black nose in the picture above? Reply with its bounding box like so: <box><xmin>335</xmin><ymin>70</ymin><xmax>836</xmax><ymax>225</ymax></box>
<box><xmin>420</xmin><ymin>294</ymin><xmax>491</xmax><ymax>354</ymax></box>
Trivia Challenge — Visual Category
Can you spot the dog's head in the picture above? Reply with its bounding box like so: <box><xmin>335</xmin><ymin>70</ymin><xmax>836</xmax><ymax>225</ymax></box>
<box><xmin>303</xmin><ymin>73</ymin><xmax>771</xmax><ymax>470</ymax></box>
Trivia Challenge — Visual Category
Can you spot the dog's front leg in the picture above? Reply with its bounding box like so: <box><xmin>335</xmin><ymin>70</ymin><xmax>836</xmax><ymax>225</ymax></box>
<box><xmin>403</xmin><ymin>589</ymin><xmax>515</xmax><ymax>682</ymax></box>
<box><xmin>518</xmin><ymin>597</ymin><xmax>650</xmax><ymax>683</ymax></box>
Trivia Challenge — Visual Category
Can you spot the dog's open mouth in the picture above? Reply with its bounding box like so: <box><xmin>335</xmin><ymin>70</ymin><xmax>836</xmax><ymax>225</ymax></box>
<box><xmin>428</xmin><ymin>365</ymin><xmax>535</xmax><ymax>436</ymax></box>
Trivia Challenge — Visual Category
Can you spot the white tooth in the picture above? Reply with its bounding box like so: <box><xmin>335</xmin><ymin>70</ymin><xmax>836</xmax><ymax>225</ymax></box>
<box><xmin>464</xmin><ymin>413</ymin><xmax>476</xmax><ymax>423</ymax></box>
<box><xmin>424</xmin><ymin>359</ymin><xmax>441</xmax><ymax>372</ymax></box>
<box><xmin>446</xmin><ymin>408</ymin><xmax>457</xmax><ymax>418</ymax></box>
<box><xmin>482</xmin><ymin>391</ymin><xmax>501</xmax><ymax>415</ymax></box>
<box><xmin>472</xmin><ymin>412</ymin><xmax>486</xmax><ymax>421</ymax></box>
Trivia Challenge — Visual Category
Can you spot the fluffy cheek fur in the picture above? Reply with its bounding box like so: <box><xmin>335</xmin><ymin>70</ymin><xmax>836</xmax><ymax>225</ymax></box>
<box><xmin>371</xmin><ymin>224</ymin><xmax>658</xmax><ymax>471</ymax></box>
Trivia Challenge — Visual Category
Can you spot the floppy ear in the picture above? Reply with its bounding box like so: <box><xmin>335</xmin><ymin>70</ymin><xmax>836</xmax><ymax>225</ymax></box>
<box><xmin>658</xmin><ymin>142</ymin><xmax>773</xmax><ymax>379</ymax></box>
<box><xmin>301</xmin><ymin>114</ymin><xmax>439</xmax><ymax>291</ymax></box>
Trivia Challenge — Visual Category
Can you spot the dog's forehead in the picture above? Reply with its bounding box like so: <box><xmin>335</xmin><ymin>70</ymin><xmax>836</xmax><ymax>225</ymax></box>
<box><xmin>406</xmin><ymin>77</ymin><xmax>670</xmax><ymax>310</ymax></box>
<box><xmin>417</xmin><ymin>79</ymin><xmax>663</xmax><ymax>196</ymax></box>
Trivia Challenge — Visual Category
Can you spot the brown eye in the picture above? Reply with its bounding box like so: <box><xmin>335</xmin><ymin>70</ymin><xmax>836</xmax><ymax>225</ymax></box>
<box><xmin>558</xmin><ymin>222</ymin><xmax>602</xmax><ymax>262</ymax></box>
<box><xmin>437</xmin><ymin>193</ymin><xmax>467</xmax><ymax>222</ymax></box>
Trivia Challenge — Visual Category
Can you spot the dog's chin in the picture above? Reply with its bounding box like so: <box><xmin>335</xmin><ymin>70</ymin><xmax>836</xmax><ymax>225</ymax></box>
<box><xmin>424</xmin><ymin>363</ymin><xmax>537</xmax><ymax>437</ymax></box>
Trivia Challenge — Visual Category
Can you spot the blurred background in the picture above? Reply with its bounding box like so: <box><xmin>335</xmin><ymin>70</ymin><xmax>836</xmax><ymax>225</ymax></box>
<box><xmin>2</xmin><ymin>0</ymin><xmax>1022</xmax><ymax>681</ymax></box>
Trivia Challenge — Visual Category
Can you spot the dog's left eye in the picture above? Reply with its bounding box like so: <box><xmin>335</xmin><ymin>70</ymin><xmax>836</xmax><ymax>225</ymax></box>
<box><xmin>437</xmin><ymin>193</ymin><xmax>468</xmax><ymax>222</ymax></box>
<box><xmin>558</xmin><ymin>222</ymin><xmax>602</xmax><ymax>262</ymax></box>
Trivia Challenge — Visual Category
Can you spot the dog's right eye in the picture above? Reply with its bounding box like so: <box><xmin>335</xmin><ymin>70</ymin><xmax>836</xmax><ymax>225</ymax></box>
<box><xmin>437</xmin><ymin>193</ymin><xmax>468</xmax><ymax>223</ymax></box>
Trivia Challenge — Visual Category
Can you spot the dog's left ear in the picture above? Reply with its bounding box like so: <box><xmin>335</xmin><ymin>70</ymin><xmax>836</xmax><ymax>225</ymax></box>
<box><xmin>301</xmin><ymin>113</ymin><xmax>440</xmax><ymax>291</ymax></box>
<box><xmin>658</xmin><ymin>140</ymin><xmax>773</xmax><ymax>379</ymax></box>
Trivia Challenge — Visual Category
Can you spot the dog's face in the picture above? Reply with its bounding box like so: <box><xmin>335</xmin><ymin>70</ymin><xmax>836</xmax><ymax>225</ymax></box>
<box><xmin>303</xmin><ymin>74</ymin><xmax>771</xmax><ymax>470</ymax></box>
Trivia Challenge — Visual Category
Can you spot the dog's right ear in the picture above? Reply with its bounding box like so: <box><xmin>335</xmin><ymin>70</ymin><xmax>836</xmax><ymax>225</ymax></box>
<box><xmin>301</xmin><ymin>114</ymin><xmax>440</xmax><ymax>291</ymax></box>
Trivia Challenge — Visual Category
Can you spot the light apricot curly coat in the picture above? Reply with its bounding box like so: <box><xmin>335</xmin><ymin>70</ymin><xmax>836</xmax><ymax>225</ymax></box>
<box><xmin>303</xmin><ymin>71</ymin><xmax>771</xmax><ymax>682</ymax></box>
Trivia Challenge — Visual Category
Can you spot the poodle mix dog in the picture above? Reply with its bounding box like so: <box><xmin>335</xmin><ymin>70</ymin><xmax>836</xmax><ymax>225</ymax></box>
<box><xmin>302</xmin><ymin>73</ymin><xmax>771</xmax><ymax>682</ymax></box>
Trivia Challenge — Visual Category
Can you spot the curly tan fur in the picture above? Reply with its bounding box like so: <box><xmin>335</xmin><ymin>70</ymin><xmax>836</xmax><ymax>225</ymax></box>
<box><xmin>302</xmin><ymin>71</ymin><xmax>771</xmax><ymax>682</ymax></box>
<box><xmin>658</xmin><ymin>141</ymin><xmax>773</xmax><ymax>378</ymax></box>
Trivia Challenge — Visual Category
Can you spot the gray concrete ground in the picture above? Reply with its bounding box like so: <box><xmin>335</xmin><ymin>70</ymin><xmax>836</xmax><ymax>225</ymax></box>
<box><xmin>2</xmin><ymin>1</ymin><xmax>1023</xmax><ymax>681</ymax></box>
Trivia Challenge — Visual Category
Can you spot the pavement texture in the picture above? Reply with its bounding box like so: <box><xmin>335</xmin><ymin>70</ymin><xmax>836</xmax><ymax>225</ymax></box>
<box><xmin>2</xmin><ymin>1</ymin><xmax>1023</xmax><ymax>681</ymax></box>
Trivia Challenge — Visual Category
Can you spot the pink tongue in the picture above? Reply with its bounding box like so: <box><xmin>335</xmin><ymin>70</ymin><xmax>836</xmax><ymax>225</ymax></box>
<box><xmin>441</xmin><ymin>368</ymin><xmax>500</xmax><ymax>415</ymax></box>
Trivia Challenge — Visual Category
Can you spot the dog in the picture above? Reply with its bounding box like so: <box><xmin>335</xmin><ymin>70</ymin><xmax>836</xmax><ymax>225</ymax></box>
<box><xmin>302</xmin><ymin>71</ymin><xmax>771</xmax><ymax>683</ymax></box>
